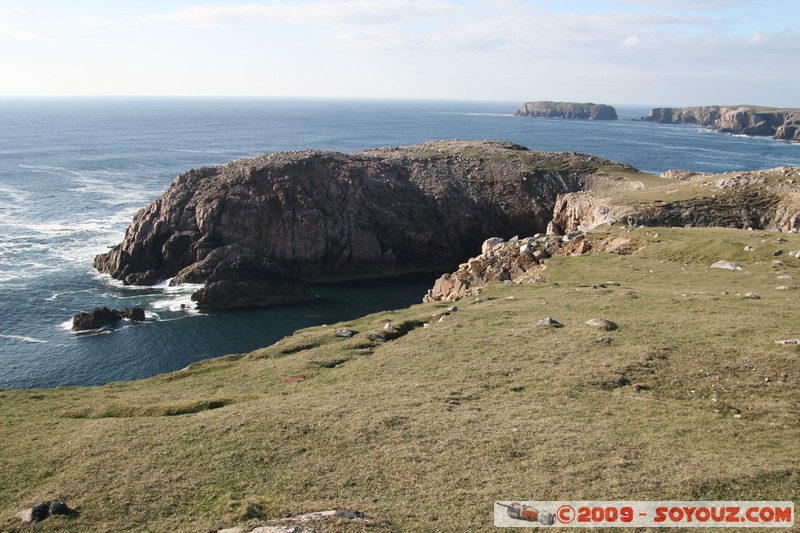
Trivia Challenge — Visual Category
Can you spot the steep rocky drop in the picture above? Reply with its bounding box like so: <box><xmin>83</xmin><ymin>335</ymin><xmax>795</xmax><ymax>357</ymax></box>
<box><xmin>94</xmin><ymin>140</ymin><xmax>641</xmax><ymax>308</ymax></box>
<box><xmin>642</xmin><ymin>105</ymin><xmax>800</xmax><ymax>141</ymax></box>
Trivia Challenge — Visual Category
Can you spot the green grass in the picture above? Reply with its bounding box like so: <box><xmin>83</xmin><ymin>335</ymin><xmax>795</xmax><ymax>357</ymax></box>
<box><xmin>381</xmin><ymin>140</ymin><xmax>647</xmax><ymax>180</ymax></box>
<box><xmin>1</xmin><ymin>227</ymin><xmax>799</xmax><ymax>532</ymax></box>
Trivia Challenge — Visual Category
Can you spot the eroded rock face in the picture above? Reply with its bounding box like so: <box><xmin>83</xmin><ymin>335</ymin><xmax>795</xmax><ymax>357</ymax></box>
<box><xmin>643</xmin><ymin>106</ymin><xmax>800</xmax><ymax>141</ymax></box>
<box><xmin>516</xmin><ymin>101</ymin><xmax>618</xmax><ymax>120</ymax></box>
<box><xmin>424</xmin><ymin>235</ymin><xmax>566</xmax><ymax>301</ymax></box>
<box><xmin>552</xmin><ymin>167</ymin><xmax>800</xmax><ymax>234</ymax></box>
<box><xmin>95</xmin><ymin>141</ymin><xmax>629</xmax><ymax>308</ymax></box>
<box><xmin>551</xmin><ymin>192</ymin><xmax>637</xmax><ymax>233</ymax></box>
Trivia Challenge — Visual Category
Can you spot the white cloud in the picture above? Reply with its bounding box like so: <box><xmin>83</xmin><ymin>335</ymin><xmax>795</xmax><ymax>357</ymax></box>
<box><xmin>746</xmin><ymin>32</ymin><xmax>766</xmax><ymax>46</ymax></box>
<box><xmin>0</xmin><ymin>4</ymin><xmax>52</xmax><ymax>40</ymax></box>
<box><xmin>77</xmin><ymin>15</ymin><xmax>118</xmax><ymax>28</ymax></box>
<box><xmin>1</xmin><ymin>0</ymin><xmax>796</xmax><ymax>104</ymax></box>
<box><xmin>622</xmin><ymin>35</ymin><xmax>640</xmax><ymax>47</ymax></box>
<box><xmin>614</xmin><ymin>0</ymin><xmax>744</xmax><ymax>9</ymax></box>
<box><xmin>141</xmin><ymin>1</ymin><xmax>458</xmax><ymax>28</ymax></box>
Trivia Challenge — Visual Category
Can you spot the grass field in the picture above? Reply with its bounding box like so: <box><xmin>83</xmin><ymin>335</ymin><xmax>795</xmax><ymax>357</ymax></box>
<box><xmin>1</xmin><ymin>226</ymin><xmax>799</xmax><ymax>532</ymax></box>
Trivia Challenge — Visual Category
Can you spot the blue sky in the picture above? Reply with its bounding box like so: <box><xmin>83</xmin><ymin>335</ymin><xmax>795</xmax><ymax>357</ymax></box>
<box><xmin>1</xmin><ymin>0</ymin><xmax>798</xmax><ymax>106</ymax></box>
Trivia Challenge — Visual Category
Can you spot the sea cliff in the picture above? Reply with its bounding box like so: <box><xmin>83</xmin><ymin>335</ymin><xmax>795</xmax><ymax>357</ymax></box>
<box><xmin>94</xmin><ymin>140</ymin><xmax>641</xmax><ymax>308</ymax></box>
<box><xmin>515</xmin><ymin>101</ymin><xmax>618</xmax><ymax>120</ymax></box>
<box><xmin>643</xmin><ymin>105</ymin><xmax>800</xmax><ymax>141</ymax></box>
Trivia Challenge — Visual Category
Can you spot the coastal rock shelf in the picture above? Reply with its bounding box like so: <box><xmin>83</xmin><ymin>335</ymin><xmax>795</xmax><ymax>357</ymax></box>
<box><xmin>642</xmin><ymin>105</ymin><xmax>800</xmax><ymax>141</ymax></box>
<box><xmin>94</xmin><ymin>140</ymin><xmax>642</xmax><ymax>308</ymax></box>
<box><xmin>515</xmin><ymin>101</ymin><xmax>618</xmax><ymax>120</ymax></box>
<box><xmin>550</xmin><ymin>166</ymin><xmax>800</xmax><ymax>234</ymax></box>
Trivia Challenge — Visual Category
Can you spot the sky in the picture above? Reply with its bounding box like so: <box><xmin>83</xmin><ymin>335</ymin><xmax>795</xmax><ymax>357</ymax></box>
<box><xmin>1</xmin><ymin>0</ymin><xmax>798</xmax><ymax>106</ymax></box>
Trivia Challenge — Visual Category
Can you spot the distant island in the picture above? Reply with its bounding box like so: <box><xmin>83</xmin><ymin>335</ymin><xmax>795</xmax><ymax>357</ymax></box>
<box><xmin>642</xmin><ymin>105</ymin><xmax>800</xmax><ymax>141</ymax></box>
<box><xmin>515</xmin><ymin>101</ymin><xmax>618</xmax><ymax>120</ymax></box>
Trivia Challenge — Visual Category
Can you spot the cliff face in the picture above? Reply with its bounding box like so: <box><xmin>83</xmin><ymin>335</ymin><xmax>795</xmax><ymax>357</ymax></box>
<box><xmin>550</xmin><ymin>193</ymin><xmax>636</xmax><ymax>234</ymax></box>
<box><xmin>515</xmin><ymin>101</ymin><xmax>618</xmax><ymax>120</ymax></box>
<box><xmin>551</xmin><ymin>167</ymin><xmax>800</xmax><ymax>234</ymax></box>
<box><xmin>95</xmin><ymin>141</ymin><xmax>637</xmax><ymax>308</ymax></box>
<box><xmin>425</xmin><ymin>167</ymin><xmax>800</xmax><ymax>303</ymax></box>
<box><xmin>643</xmin><ymin>106</ymin><xmax>800</xmax><ymax>141</ymax></box>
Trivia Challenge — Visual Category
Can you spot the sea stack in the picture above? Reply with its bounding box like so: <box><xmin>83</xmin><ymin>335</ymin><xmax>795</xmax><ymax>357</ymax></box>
<box><xmin>515</xmin><ymin>101</ymin><xmax>618</xmax><ymax>120</ymax></box>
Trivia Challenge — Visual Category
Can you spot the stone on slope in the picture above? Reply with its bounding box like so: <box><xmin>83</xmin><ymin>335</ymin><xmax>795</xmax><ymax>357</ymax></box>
<box><xmin>711</xmin><ymin>260</ymin><xmax>743</xmax><ymax>271</ymax></box>
<box><xmin>585</xmin><ymin>318</ymin><xmax>618</xmax><ymax>331</ymax></box>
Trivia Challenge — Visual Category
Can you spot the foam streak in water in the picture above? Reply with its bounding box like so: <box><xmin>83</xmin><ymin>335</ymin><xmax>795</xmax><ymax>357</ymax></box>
<box><xmin>0</xmin><ymin>334</ymin><xmax>49</xmax><ymax>344</ymax></box>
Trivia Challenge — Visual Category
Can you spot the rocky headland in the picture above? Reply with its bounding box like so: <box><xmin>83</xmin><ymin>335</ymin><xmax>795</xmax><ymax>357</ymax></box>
<box><xmin>550</xmin><ymin>166</ymin><xmax>800</xmax><ymax>235</ymax></box>
<box><xmin>515</xmin><ymin>101</ymin><xmax>618</xmax><ymax>120</ymax></box>
<box><xmin>95</xmin><ymin>139</ymin><xmax>800</xmax><ymax>309</ymax></box>
<box><xmin>94</xmin><ymin>140</ymin><xmax>641</xmax><ymax>308</ymax></box>
<box><xmin>642</xmin><ymin>105</ymin><xmax>800</xmax><ymax>141</ymax></box>
<box><xmin>424</xmin><ymin>165</ymin><xmax>800</xmax><ymax>302</ymax></box>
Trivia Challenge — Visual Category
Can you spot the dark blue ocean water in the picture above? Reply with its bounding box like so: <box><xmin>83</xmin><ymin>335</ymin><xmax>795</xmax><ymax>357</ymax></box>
<box><xmin>1</xmin><ymin>98</ymin><xmax>799</xmax><ymax>389</ymax></box>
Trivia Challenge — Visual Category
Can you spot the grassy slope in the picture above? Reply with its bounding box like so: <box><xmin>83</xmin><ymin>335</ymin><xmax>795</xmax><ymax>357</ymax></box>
<box><xmin>1</xmin><ymin>227</ymin><xmax>799</xmax><ymax>532</ymax></box>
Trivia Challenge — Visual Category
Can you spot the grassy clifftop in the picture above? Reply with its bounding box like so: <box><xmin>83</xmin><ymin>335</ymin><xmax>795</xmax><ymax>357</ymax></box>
<box><xmin>2</xmin><ymin>226</ymin><xmax>799</xmax><ymax>531</ymax></box>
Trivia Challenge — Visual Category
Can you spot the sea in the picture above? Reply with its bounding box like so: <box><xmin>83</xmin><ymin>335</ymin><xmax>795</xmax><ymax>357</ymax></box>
<box><xmin>1</xmin><ymin>98</ymin><xmax>799</xmax><ymax>390</ymax></box>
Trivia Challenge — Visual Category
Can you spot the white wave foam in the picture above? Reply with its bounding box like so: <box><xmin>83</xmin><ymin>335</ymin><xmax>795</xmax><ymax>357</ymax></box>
<box><xmin>58</xmin><ymin>318</ymin><xmax>130</xmax><ymax>336</ymax></box>
<box><xmin>0</xmin><ymin>263</ymin><xmax>61</xmax><ymax>283</ymax></box>
<box><xmin>73</xmin><ymin>328</ymin><xmax>113</xmax><ymax>337</ymax></box>
<box><xmin>17</xmin><ymin>163</ymin><xmax>73</xmax><ymax>175</ymax></box>
<box><xmin>150</xmin><ymin>293</ymin><xmax>200</xmax><ymax>314</ymax></box>
<box><xmin>91</xmin><ymin>273</ymin><xmax>204</xmax><ymax>316</ymax></box>
<box><xmin>0</xmin><ymin>270</ymin><xmax>35</xmax><ymax>282</ymax></box>
<box><xmin>45</xmin><ymin>289</ymin><xmax>92</xmax><ymax>301</ymax></box>
<box><xmin>0</xmin><ymin>334</ymin><xmax>49</xmax><ymax>344</ymax></box>
<box><xmin>20</xmin><ymin>163</ymin><xmax>162</xmax><ymax>209</ymax></box>
<box><xmin>0</xmin><ymin>183</ymin><xmax>28</xmax><ymax>204</ymax></box>
<box><xmin>159</xmin><ymin>279</ymin><xmax>205</xmax><ymax>293</ymax></box>
<box><xmin>167</xmin><ymin>148</ymin><xmax>233</xmax><ymax>155</ymax></box>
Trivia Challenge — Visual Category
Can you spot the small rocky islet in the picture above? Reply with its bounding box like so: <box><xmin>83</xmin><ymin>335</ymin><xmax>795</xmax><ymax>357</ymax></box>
<box><xmin>514</xmin><ymin>100</ymin><xmax>618</xmax><ymax>120</ymax></box>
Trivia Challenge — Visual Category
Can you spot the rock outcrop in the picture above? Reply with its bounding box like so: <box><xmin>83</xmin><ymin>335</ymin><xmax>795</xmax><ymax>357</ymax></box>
<box><xmin>551</xmin><ymin>193</ymin><xmax>637</xmax><ymax>233</ymax></box>
<box><xmin>95</xmin><ymin>141</ymin><xmax>640</xmax><ymax>308</ymax></box>
<box><xmin>424</xmin><ymin>233</ymin><xmax>586</xmax><ymax>301</ymax></box>
<box><xmin>551</xmin><ymin>167</ymin><xmax>800</xmax><ymax>234</ymax></box>
<box><xmin>643</xmin><ymin>105</ymin><xmax>800</xmax><ymax>141</ymax></box>
<box><xmin>15</xmin><ymin>499</ymin><xmax>77</xmax><ymax>524</ymax></box>
<box><xmin>72</xmin><ymin>307</ymin><xmax>145</xmax><ymax>331</ymax></box>
<box><xmin>516</xmin><ymin>101</ymin><xmax>618</xmax><ymax>120</ymax></box>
